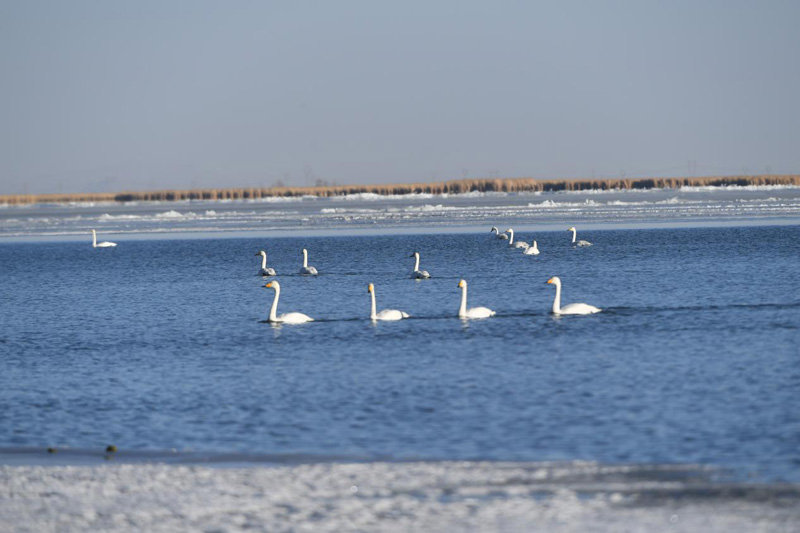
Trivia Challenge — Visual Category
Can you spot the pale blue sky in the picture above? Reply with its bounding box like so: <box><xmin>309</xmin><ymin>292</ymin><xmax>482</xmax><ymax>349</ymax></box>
<box><xmin>2</xmin><ymin>1</ymin><xmax>799</xmax><ymax>194</ymax></box>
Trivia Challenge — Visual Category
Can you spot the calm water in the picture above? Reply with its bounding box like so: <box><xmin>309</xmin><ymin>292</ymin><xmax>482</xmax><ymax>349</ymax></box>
<box><xmin>1</xmin><ymin>225</ymin><xmax>799</xmax><ymax>481</ymax></box>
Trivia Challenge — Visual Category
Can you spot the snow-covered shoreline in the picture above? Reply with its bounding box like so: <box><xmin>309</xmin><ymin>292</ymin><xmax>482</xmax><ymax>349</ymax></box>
<box><xmin>2</xmin><ymin>461</ymin><xmax>799</xmax><ymax>532</ymax></box>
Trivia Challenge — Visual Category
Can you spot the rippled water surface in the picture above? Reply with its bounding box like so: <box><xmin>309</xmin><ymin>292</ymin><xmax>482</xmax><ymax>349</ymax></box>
<box><xmin>1</xmin><ymin>223</ymin><xmax>799</xmax><ymax>482</ymax></box>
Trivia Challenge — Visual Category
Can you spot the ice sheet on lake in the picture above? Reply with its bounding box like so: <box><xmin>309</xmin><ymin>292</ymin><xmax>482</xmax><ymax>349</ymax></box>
<box><xmin>2</xmin><ymin>186</ymin><xmax>800</xmax><ymax>239</ymax></box>
<box><xmin>1</xmin><ymin>460</ymin><xmax>798</xmax><ymax>533</ymax></box>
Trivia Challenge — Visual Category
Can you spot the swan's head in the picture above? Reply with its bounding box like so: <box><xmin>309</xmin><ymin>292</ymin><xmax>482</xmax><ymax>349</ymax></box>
<box><xmin>302</xmin><ymin>248</ymin><xmax>307</xmax><ymax>254</ymax></box>
<box><xmin>458</xmin><ymin>279</ymin><xmax>467</xmax><ymax>289</ymax></box>
<box><xmin>546</xmin><ymin>276</ymin><xmax>561</xmax><ymax>286</ymax></box>
<box><xmin>255</xmin><ymin>250</ymin><xmax>266</xmax><ymax>256</ymax></box>
<box><xmin>490</xmin><ymin>226</ymin><xmax>497</xmax><ymax>232</ymax></box>
<box><xmin>409</xmin><ymin>252</ymin><xmax>419</xmax><ymax>258</ymax></box>
<box><xmin>368</xmin><ymin>283</ymin><xmax>374</xmax><ymax>293</ymax></box>
<box><xmin>265</xmin><ymin>281</ymin><xmax>280</xmax><ymax>290</ymax></box>
<box><xmin>567</xmin><ymin>227</ymin><xmax>576</xmax><ymax>232</ymax></box>
<box><xmin>504</xmin><ymin>228</ymin><xmax>512</xmax><ymax>233</ymax></box>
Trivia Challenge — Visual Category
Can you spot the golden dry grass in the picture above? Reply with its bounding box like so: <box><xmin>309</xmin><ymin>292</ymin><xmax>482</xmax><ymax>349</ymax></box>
<box><xmin>1</xmin><ymin>175</ymin><xmax>799</xmax><ymax>205</ymax></box>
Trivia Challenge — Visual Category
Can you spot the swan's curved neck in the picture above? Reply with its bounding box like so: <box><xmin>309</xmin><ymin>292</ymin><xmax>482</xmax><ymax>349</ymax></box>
<box><xmin>370</xmin><ymin>290</ymin><xmax>377</xmax><ymax>320</ymax></box>
<box><xmin>260</xmin><ymin>253</ymin><xmax>267</xmax><ymax>269</ymax></box>
<box><xmin>302</xmin><ymin>250</ymin><xmax>308</xmax><ymax>268</ymax></box>
<box><xmin>507</xmin><ymin>229</ymin><xmax>514</xmax><ymax>244</ymax></box>
<box><xmin>269</xmin><ymin>286</ymin><xmax>280</xmax><ymax>321</ymax></box>
<box><xmin>413</xmin><ymin>254</ymin><xmax>420</xmax><ymax>271</ymax></box>
<box><xmin>459</xmin><ymin>285</ymin><xmax>468</xmax><ymax>316</ymax></box>
<box><xmin>551</xmin><ymin>282</ymin><xmax>561</xmax><ymax>314</ymax></box>
<box><xmin>92</xmin><ymin>231</ymin><xmax>97</xmax><ymax>247</ymax></box>
<box><xmin>570</xmin><ymin>229</ymin><xmax>577</xmax><ymax>243</ymax></box>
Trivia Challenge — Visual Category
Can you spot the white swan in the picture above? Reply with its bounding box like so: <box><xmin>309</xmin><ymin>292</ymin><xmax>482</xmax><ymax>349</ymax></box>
<box><xmin>91</xmin><ymin>229</ymin><xmax>116</xmax><ymax>248</ymax></box>
<box><xmin>299</xmin><ymin>248</ymin><xmax>318</xmax><ymax>275</ymax></box>
<box><xmin>546</xmin><ymin>276</ymin><xmax>601</xmax><ymax>315</ymax></box>
<box><xmin>457</xmin><ymin>279</ymin><xmax>495</xmax><ymax>319</ymax></box>
<box><xmin>255</xmin><ymin>251</ymin><xmax>276</xmax><ymax>276</ymax></box>
<box><xmin>523</xmin><ymin>240</ymin><xmax>540</xmax><ymax>255</ymax></box>
<box><xmin>368</xmin><ymin>283</ymin><xmax>410</xmax><ymax>321</ymax></box>
<box><xmin>505</xmin><ymin>228</ymin><xmax>529</xmax><ymax>249</ymax></box>
<box><xmin>568</xmin><ymin>227</ymin><xmax>592</xmax><ymax>246</ymax></box>
<box><xmin>490</xmin><ymin>226</ymin><xmax>509</xmax><ymax>240</ymax></box>
<box><xmin>264</xmin><ymin>281</ymin><xmax>313</xmax><ymax>323</ymax></box>
<box><xmin>410</xmin><ymin>252</ymin><xmax>431</xmax><ymax>279</ymax></box>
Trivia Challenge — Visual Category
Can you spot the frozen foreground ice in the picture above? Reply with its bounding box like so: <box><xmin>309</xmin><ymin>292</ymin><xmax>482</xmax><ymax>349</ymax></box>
<box><xmin>2</xmin><ymin>461</ymin><xmax>799</xmax><ymax>532</ymax></box>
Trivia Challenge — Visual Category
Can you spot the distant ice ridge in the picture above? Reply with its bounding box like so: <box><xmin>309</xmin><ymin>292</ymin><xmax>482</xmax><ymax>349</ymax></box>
<box><xmin>250</xmin><ymin>195</ymin><xmax>317</xmax><ymax>203</ymax></box>
<box><xmin>99</xmin><ymin>213</ymin><xmax>142</xmax><ymax>220</ymax></box>
<box><xmin>680</xmin><ymin>184</ymin><xmax>800</xmax><ymax>192</ymax></box>
<box><xmin>1</xmin><ymin>461</ymin><xmax>797</xmax><ymax>533</ymax></box>
<box><xmin>320</xmin><ymin>207</ymin><xmax>381</xmax><ymax>214</ymax></box>
<box><xmin>403</xmin><ymin>204</ymin><xmax>460</xmax><ymax>212</ymax></box>
<box><xmin>333</xmin><ymin>192</ymin><xmax>437</xmax><ymax>201</ymax></box>
<box><xmin>155</xmin><ymin>210</ymin><xmax>190</xmax><ymax>219</ymax></box>
<box><xmin>528</xmin><ymin>199</ymin><xmax>602</xmax><ymax>208</ymax></box>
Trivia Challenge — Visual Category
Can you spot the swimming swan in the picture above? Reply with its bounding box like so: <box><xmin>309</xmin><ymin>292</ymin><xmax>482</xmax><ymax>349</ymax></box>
<box><xmin>368</xmin><ymin>283</ymin><xmax>410</xmax><ymax>321</ymax></box>
<box><xmin>299</xmin><ymin>248</ymin><xmax>319</xmax><ymax>275</ymax></box>
<box><xmin>568</xmin><ymin>227</ymin><xmax>592</xmax><ymax>246</ymax></box>
<box><xmin>91</xmin><ymin>230</ymin><xmax>117</xmax><ymax>248</ymax></box>
<box><xmin>255</xmin><ymin>251</ymin><xmax>276</xmax><ymax>276</ymax></box>
<box><xmin>410</xmin><ymin>252</ymin><xmax>431</xmax><ymax>279</ymax></box>
<box><xmin>546</xmin><ymin>276</ymin><xmax>601</xmax><ymax>315</ymax></box>
<box><xmin>523</xmin><ymin>240</ymin><xmax>540</xmax><ymax>255</ymax></box>
<box><xmin>490</xmin><ymin>226</ymin><xmax>509</xmax><ymax>240</ymax></box>
<box><xmin>264</xmin><ymin>281</ymin><xmax>313</xmax><ymax>323</ymax></box>
<box><xmin>457</xmin><ymin>279</ymin><xmax>495</xmax><ymax>319</ymax></box>
<box><xmin>505</xmin><ymin>229</ymin><xmax>529</xmax><ymax>249</ymax></box>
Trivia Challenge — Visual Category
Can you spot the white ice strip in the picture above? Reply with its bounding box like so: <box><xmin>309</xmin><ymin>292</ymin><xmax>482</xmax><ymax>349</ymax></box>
<box><xmin>1</xmin><ymin>461</ymin><xmax>798</xmax><ymax>533</ymax></box>
<box><xmin>3</xmin><ymin>188</ymin><xmax>800</xmax><ymax>238</ymax></box>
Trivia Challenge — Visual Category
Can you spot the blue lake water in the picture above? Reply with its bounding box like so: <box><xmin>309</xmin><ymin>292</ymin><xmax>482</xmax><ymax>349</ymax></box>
<box><xmin>1</xmin><ymin>222</ymin><xmax>799</xmax><ymax>482</ymax></box>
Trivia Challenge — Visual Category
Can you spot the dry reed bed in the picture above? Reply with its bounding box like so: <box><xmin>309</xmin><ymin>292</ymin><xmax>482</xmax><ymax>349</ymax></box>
<box><xmin>2</xmin><ymin>175</ymin><xmax>799</xmax><ymax>206</ymax></box>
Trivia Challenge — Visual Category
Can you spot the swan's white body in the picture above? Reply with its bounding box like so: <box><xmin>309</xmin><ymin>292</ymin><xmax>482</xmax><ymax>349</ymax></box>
<box><xmin>368</xmin><ymin>283</ymin><xmax>409</xmax><ymax>321</ymax></box>
<box><xmin>299</xmin><ymin>248</ymin><xmax>318</xmax><ymax>275</ymax></box>
<box><xmin>256</xmin><ymin>251</ymin><xmax>276</xmax><ymax>276</ymax></box>
<box><xmin>568</xmin><ymin>227</ymin><xmax>592</xmax><ymax>247</ymax></box>
<box><xmin>505</xmin><ymin>229</ymin><xmax>529</xmax><ymax>249</ymax></box>
<box><xmin>546</xmin><ymin>276</ymin><xmax>601</xmax><ymax>315</ymax></box>
<box><xmin>457</xmin><ymin>279</ymin><xmax>495</xmax><ymax>319</ymax></box>
<box><xmin>490</xmin><ymin>226</ymin><xmax>509</xmax><ymax>240</ymax></box>
<box><xmin>91</xmin><ymin>230</ymin><xmax>116</xmax><ymax>248</ymax></box>
<box><xmin>264</xmin><ymin>281</ymin><xmax>313</xmax><ymax>323</ymax></box>
<box><xmin>410</xmin><ymin>252</ymin><xmax>430</xmax><ymax>279</ymax></box>
<box><xmin>523</xmin><ymin>241</ymin><xmax>540</xmax><ymax>255</ymax></box>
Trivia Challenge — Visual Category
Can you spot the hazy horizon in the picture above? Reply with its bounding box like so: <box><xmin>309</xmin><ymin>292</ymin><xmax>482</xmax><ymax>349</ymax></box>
<box><xmin>2</xmin><ymin>1</ymin><xmax>799</xmax><ymax>195</ymax></box>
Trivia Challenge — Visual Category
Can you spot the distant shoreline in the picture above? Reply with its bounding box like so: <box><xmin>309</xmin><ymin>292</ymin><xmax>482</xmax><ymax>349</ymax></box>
<box><xmin>2</xmin><ymin>174</ymin><xmax>799</xmax><ymax>206</ymax></box>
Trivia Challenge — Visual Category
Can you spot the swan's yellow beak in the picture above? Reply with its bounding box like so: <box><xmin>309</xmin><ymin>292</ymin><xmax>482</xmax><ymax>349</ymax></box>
<box><xmin>265</xmin><ymin>282</ymin><xmax>273</xmax><ymax>288</ymax></box>
<box><xmin>368</xmin><ymin>283</ymin><xmax>373</xmax><ymax>293</ymax></box>
<box><xmin>458</xmin><ymin>280</ymin><xmax>465</xmax><ymax>288</ymax></box>
<box><xmin>546</xmin><ymin>278</ymin><xmax>554</xmax><ymax>284</ymax></box>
